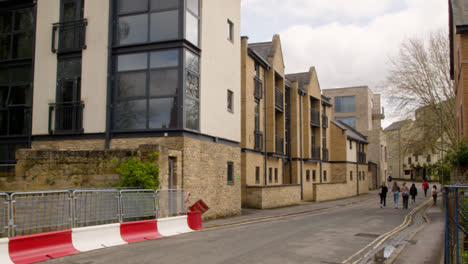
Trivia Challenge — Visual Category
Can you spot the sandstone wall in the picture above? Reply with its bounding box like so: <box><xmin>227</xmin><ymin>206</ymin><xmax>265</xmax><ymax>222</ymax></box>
<box><xmin>245</xmin><ymin>184</ymin><xmax>301</xmax><ymax>209</ymax></box>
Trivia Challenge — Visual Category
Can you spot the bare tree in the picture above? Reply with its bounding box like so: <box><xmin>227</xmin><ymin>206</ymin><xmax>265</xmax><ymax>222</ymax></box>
<box><xmin>382</xmin><ymin>29</ymin><xmax>456</xmax><ymax>151</ymax></box>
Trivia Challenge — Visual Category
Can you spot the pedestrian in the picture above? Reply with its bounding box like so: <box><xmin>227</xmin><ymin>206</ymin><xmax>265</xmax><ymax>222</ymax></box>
<box><xmin>422</xmin><ymin>180</ymin><xmax>429</xmax><ymax>197</ymax></box>
<box><xmin>379</xmin><ymin>183</ymin><xmax>388</xmax><ymax>208</ymax></box>
<box><xmin>410</xmin><ymin>183</ymin><xmax>418</xmax><ymax>204</ymax></box>
<box><xmin>401</xmin><ymin>182</ymin><xmax>409</xmax><ymax>209</ymax></box>
<box><xmin>432</xmin><ymin>185</ymin><xmax>438</xmax><ymax>205</ymax></box>
<box><xmin>388</xmin><ymin>175</ymin><xmax>392</xmax><ymax>183</ymax></box>
<box><xmin>392</xmin><ymin>182</ymin><xmax>400</xmax><ymax>209</ymax></box>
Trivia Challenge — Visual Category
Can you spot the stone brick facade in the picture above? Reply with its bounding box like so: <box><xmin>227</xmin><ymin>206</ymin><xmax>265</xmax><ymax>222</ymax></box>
<box><xmin>245</xmin><ymin>184</ymin><xmax>301</xmax><ymax>209</ymax></box>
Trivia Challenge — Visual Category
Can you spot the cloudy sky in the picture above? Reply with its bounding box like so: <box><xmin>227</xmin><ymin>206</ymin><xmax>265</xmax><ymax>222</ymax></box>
<box><xmin>240</xmin><ymin>0</ymin><xmax>449</xmax><ymax>127</ymax></box>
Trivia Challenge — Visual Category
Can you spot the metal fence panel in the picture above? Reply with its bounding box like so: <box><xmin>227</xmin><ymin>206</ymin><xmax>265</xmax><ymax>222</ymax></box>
<box><xmin>444</xmin><ymin>186</ymin><xmax>468</xmax><ymax>264</ymax></box>
<box><xmin>120</xmin><ymin>190</ymin><xmax>156</xmax><ymax>222</ymax></box>
<box><xmin>73</xmin><ymin>190</ymin><xmax>120</xmax><ymax>227</ymax></box>
<box><xmin>156</xmin><ymin>189</ymin><xmax>186</xmax><ymax>218</ymax></box>
<box><xmin>0</xmin><ymin>193</ymin><xmax>8</xmax><ymax>238</ymax></box>
<box><xmin>11</xmin><ymin>191</ymin><xmax>72</xmax><ymax>236</ymax></box>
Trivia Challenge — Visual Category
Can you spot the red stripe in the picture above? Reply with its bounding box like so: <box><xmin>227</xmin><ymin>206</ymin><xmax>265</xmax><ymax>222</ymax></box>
<box><xmin>9</xmin><ymin>230</ymin><xmax>79</xmax><ymax>264</ymax></box>
<box><xmin>187</xmin><ymin>211</ymin><xmax>202</xmax><ymax>230</ymax></box>
<box><xmin>120</xmin><ymin>219</ymin><xmax>163</xmax><ymax>243</ymax></box>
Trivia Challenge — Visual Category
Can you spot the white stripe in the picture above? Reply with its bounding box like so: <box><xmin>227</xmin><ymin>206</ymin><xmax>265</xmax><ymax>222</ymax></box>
<box><xmin>158</xmin><ymin>216</ymin><xmax>193</xmax><ymax>237</ymax></box>
<box><xmin>0</xmin><ymin>238</ymin><xmax>13</xmax><ymax>264</ymax></box>
<box><xmin>72</xmin><ymin>223</ymin><xmax>127</xmax><ymax>252</ymax></box>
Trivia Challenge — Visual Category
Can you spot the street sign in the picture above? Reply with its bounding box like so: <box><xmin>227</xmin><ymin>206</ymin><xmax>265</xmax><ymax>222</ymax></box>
<box><xmin>190</xmin><ymin>199</ymin><xmax>209</xmax><ymax>214</ymax></box>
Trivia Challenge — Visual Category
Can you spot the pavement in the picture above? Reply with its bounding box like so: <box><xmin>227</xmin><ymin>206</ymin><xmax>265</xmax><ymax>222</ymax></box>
<box><xmin>204</xmin><ymin>183</ymin><xmax>446</xmax><ymax>263</ymax></box>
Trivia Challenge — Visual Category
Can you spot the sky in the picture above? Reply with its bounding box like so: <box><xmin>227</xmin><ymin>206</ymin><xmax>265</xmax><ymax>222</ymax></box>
<box><xmin>240</xmin><ymin>0</ymin><xmax>449</xmax><ymax>128</ymax></box>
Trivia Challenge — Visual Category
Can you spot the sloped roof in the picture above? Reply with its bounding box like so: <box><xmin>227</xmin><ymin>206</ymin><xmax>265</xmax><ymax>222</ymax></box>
<box><xmin>332</xmin><ymin>120</ymin><xmax>368</xmax><ymax>143</ymax></box>
<box><xmin>248</xmin><ymin>42</ymin><xmax>273</xmax><ymax>62</ymax></box>
<box><xmin>383</xmin><ymin>120</ymin><xmax>411</xmax><ymax>131</ymax></box>
<box><xmin>286</xmin><ymin>72</ymin><xmax>310</xmax><ymax>91</ymax></box>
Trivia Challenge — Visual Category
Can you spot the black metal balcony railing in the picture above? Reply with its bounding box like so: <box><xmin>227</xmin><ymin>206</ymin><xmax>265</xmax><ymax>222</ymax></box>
<box><xmin>52</xmin><ymin>19</ymin><xmax>87</xmax><ymax>53</ymax></box>
<box><xmin>254</xmin><ymin>130</ymin><xmax>263</xmax><ymax>151</ymax></box>
<box><xmin>358</xmin><ymin>152</ymin><xmax>366</xmax><ymax>163</ymax></box>
<box><xmin>49</xmin><ymin>101</ymin><xmax>84</xmax><ymax>134</ymax></box>
<box><xmin>275</xmin><ymin>135</ymin><xmax>284</xmax><ymax>155</ymax></box>
<box><xmin>275</xmin><ymin>88</ymin><xmax>283</xmax><ymax>111</ymax></box>
<box><xmin>311</xmin><ymin>109</ymin><xmax>320</xmax><ymax>126</ymax></box>
<box><xmin>322</xmin><ymin>114</ymin><xmax>328</xmax><ymax>128</ymax></box>
<box><xmin>254</xmin><ymin>77</ymin><xmax>263</xmax><ymax>100</ymax></box>
<box><xmin>311</xmin><ymin>145</ymin><xmax>321</xmax><ymax>160</ymax></box>
<box><xmin>322</xmin><ymin>148</ymin><xmax>329</xmax><ymax>161</ymax></box>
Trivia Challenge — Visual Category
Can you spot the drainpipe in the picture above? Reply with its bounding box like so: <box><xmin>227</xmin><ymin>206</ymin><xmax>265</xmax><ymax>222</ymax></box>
<box><xmin>104</xmin><ymin>0</ymin><xmax>114</xmax><ymax>149</ymax></box>
<box><xmin>298</xmin><ymin>89</ymin><xmax>305</xmax><ymax>200</ymax></box>
<box><xmin>264</xmin><ymin>66</ymin><xmax>269</xmax><ymax>186</ymax></box>
<box><xmin>356</xmin><ymin>141</ymin><xmax>359</xmax><ymax>195</ymax></box>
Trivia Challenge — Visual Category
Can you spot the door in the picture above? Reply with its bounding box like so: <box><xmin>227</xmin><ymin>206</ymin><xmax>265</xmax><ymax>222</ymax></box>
<box><xmin>60</xmin><ymin>0</ymin><xmax>85</xmax><ymax>50</ymax></box>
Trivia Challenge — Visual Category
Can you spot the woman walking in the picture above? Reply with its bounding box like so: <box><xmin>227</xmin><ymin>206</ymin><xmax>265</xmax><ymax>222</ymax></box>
<box><xmin>379</xmin><ymin>183</ymin><xmax>388</xmax><ymax>208</ymax></box>
<box><xmin>401</xmin><ymin>182</ymin><xmax>409</xmax><ymax>209</ymax></box>
<box><xmin>432</xmin><ymin>185</ymin><xmax>438</xmax><ymax>205</ymax></box>
<box><xmin>410</xmin><ymin>183</ymin><xmax>418</xmax><ymax>204</ymax></box>
<box><xmin>392</xmin><ymin>182</ymin><xmax>400</xmax><ymax>209</ymax></box>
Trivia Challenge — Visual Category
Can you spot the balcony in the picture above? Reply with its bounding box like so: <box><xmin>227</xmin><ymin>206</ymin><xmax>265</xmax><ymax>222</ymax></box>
<box><xmin>322</xmin><ymin>148</ymin><xmax>329</xmax><ymax>161</ymax></box>
<box><xmin>311</xmin><ymin>109</ymin><xmax>320</xmax><ymax>127</ymax></box>
<box><xmin>322</xmin><ymin>114</ymin><xmax>328</xmax><ymax>128</ymax></box>
<box><xmin>311</xmin><ymin>146</ymin><xmax>321</xmax><ymax>160</ymax></box>
<box><xmin>49</xmin><ymin>101</ymin><xmax>84</xmax><ymax>134</ymax></box>
<box><xmin>358</xmin><ymin>152</ymin><xmax>366</xmax><ymax>164</ymax></box>
<box><xmin>275</xmin><ymin>88</ymin><xmax>283</xmax><ymax>111</ymax></box>
<box><xmin>254</xmin><ymin>130</ymin><xmax>263</xmax><ymax>151</ymax></box>
<box><xmin>52</xmin><ymin>19</ymin><xmax>87</xmax><ymax>53</ymax></box>
<box><xmin>275</xmin><ymin>135</ymin><xmax>284</xmax><ymax>155</ymax></box>
<box><xmin>254</xmin><ymin>77</ymin><xmax>263</xmax><ymax>100</ymax></box>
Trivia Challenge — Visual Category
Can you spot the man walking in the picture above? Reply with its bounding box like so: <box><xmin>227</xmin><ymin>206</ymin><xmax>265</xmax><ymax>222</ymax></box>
<box><xmin>379</xmin><ymin>183</ymin><xmax>388</xmax><ymax>208</ymax></box>
<box><xmin>422</xmin><ymin>180</ymin><xmax>429</xmax><ymax>197</ymax></box>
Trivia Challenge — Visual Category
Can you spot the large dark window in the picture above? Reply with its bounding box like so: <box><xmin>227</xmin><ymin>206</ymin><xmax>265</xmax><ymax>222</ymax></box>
<box><xmin>184</xmin><ymin>49</ymin><xmax>199</xmax><ymax>130</ymax></box>
<box><xmin>335</xmin><ymin>96</ymin><xmax>355</xmax><ymax>113</ymax></box>
<box><xmin>336</xmin><ymin>116</ymin><xmax>356</xmax><ymax>129</ymax></box>
<box><xmin>185</xmin><ymin>0</ymin><xmax>199</xmax><ymax>46</ymax></box>
<box><xmin>0</xmin><ymin>8</ymin><xmax>34</xmax><ymax>61</ymax></box>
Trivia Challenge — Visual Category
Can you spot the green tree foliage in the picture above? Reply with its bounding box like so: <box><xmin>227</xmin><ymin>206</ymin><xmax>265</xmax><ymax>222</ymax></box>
<box><xmin>115</xmin><ymin>152</ymin><xmax>160</xmax><ymax>189</ymax></box>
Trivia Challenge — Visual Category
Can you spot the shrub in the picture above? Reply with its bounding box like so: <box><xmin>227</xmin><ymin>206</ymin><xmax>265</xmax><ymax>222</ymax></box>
<box><xmin>115</xmin><ymin>152</ymin><xmax>160</xmax><ymax>189</ymax></box>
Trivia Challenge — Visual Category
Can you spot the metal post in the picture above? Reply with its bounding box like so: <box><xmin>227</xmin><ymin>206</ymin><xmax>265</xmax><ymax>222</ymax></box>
<box><xmin>455</xmin><ymin>189</ymin><xmax>459</xmax><ymax>263</ymax></box>
<box><xmin>445</xmin><ymin>188</ymin><xmax>450</xmax><ymax>263</ymax></box>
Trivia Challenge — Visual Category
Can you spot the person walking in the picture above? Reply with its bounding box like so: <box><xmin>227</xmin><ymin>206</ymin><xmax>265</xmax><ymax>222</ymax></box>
<box><xmin>379</xmin><ymin>183</ymin><xmax>388</xmax><ymax>208</ymax></box>
<box><xmin>432</xmin><ymin>185</ymin><xmax>438</xmax><ymax>205</ymax></box>
<box><xmin>401</xmin><ymin>182</ymin><xmax>409</xmax><ymax>209</ymax></box>
<box><xmin>410</xmin><ymin>183</ymin><xmax>418</xmax><ymax>204</ymax></box>
<box><xmin>422</xmin><ymin>180</ymin><xmax>429</xmax><ymax>197</ymax></box>
<box><xmin>392</xmin><ymin>182</ymin><xmax>400</xmax><ymax>209</ymax></box>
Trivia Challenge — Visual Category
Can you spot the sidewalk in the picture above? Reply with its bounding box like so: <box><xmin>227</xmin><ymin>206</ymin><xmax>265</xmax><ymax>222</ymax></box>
<box><xmin>391</xmin><ymin>202</ymin><xmax>445</xmax><ymax>264</ymax></box>
<box><xmin>204</xmin><ymin>189</ymin><xmax>379</xmax><ymax>228</ymax></box>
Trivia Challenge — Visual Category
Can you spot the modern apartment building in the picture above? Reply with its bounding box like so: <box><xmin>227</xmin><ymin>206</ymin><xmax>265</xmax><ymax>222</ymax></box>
<box><xmin>449</xmin><ymin>0</ymin><xmax>468</xmax><ymax>139</ymax></box>
<box><xmin>0</xmin><ymin>0</ymin><xmax>242</xmax><ymax>219</ymax></box>
<box><xmin>240</xmin><ymin>35</ymin><xmax>369</xmax><ymax>208</ymax></box>
<box><xmin>322</xmin><ymin>86</ymin><xmax>387</xmax><ymax>189</ymax></box>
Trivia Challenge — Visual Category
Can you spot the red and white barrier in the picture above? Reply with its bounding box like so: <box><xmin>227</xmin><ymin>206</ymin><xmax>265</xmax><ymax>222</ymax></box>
<box><xmin>0</xmin><ymin>212</ymin><xmax>202</xmax><ymax>264</ymax></box>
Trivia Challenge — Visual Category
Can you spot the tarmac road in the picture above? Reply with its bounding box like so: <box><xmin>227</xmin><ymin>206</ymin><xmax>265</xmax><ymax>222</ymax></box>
<box><xmin>46</xmin><ymin>183</ymin><xmax>431</xmax><ymax>264</ymax></box>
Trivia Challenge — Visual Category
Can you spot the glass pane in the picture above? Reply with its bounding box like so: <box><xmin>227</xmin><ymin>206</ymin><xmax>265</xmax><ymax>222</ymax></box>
<box><xmin>0</xmin><ymin>111</ymin><xmax>6</xmax><ymax>135</ymax></box>
<box><xmin>9</xmin><ymin>108</ymin><xmax>27</xmax><ymax>135</ymax></box>
<box><xmin>12</xmin><ymin>33</ymin><xmax>33</xmax><ymax>59</ymax></box>
<box><xmin>114</xmin><ymin>100</ymin><xmax>146</xmax><ymax>130</ymax></box>
<box><xmin>11</xmin><ymin>66</ymin><xmax>31</xmax><ymax>83</ymax></box>
<box><xmin>0</xmin><ymin>143</ymin><xmax>7</xmax><ymax>160</ymax></box>
<box><xmin>335</xmin><ymin>96</ymin><xmax>355</xmax><ymax>113</ymax></box>
<box><xmin>185</xmin><ymin>50</ymin><xmax>199</xmax><ymax>73</ymax></box>
<box><xmin>118</xmin><ymin>14</ymin><xmax>148</xmax><ymax>45</ymax></box>
<box><xmin>186</xmin><ymin>12</ymin><xmax>198</xmax><ymax>46</ymax></box>
<box><xmin>150</xmin><ymin>10</ymin><xmax>178</xmax><ymax>42</ymax></box>
<box><xmin>150</xmin><ymin>69</ymin><xmax>178</xmax><ymax>97</ymax></box>
<box><xmin>118</xmin><ymin>71</ymin><xmax>147</xmax><ymax>98</ymax></box>
<box><xmin>0</xmin><ymin>12</ymin><xmax>12</xmax><ymax>33</ymax></box>
<box><xmin>0</xmin><ymin>86</ymin><xmax>7</xmax><ymax>107</ymax></box>
<box><xmin>0</xmin><ymin>69</ymin><xmax>7</xmax><ymax>83</ymax></box>
<box><xmin>63</xmin><ymin>2</ymin><xmax>77</xmax><ymax>21</ymax></box>
<box><xmin>150</xmin><ymin>50</ymin><xmax>178</xmax><ymax>68</ymax></box>
<box><xmin>117</xmin><ymin>53</ymin><xmax>147</xmax><ymax>72</ymax></box>
<box><xmin>60</xmin><ymin>28</ymin><xmax>75</xmax><ymax>50</ymax></box>
<box><xmin>187</xmin><ymin>0</ymin><xmax>199</xmax><ymax>15</ymax></box>
<box><xmin>119</xmin><ymin>0</ymin><xmax>148</xmax><ymax>13</ymax></box>
<box><xmin>59</xmin><ymin>80</ymin><xmax>75</xmax><ymax>102</ymax></box>
<box><xmin>149</xmin><ymin>98</ymin><xmax>177</xmax><ymax>128</ymax></box>
<box><xmin>151</xmin><ymin>0</ymin><xmax>178</xmax><ymax>10</ymax></box>
<box><xmin>185</xmin><ymin>98</ymin><xmax>198</xmax><ymax>130</ymax></box>
<box><xmin>0</xmin><ymin>36</ymin><xmax>11</xmax><ymax>60</ymax></box>
<box><xmin>8</xmin><ymin>85</ymin><xmax>30</xmax><ymax>105</ymax></box>
<box><xmin>336</xmin><ymin>116</ymin><xmax>356</xmax><ymax>129</ymax></box>
<box><xmin>58</xmin><ymin>58</ymin><xmax>81</xmax><ymax>78</ymax></box>
<box><xmin>185</xmin><ymin>71</ymin><xmax>198</xmax><ymax>98</ymax></box>
<box><xmin>14</xmin><ymin>9</ymin><xmax>33</xmax><ymax>31</ymax></box>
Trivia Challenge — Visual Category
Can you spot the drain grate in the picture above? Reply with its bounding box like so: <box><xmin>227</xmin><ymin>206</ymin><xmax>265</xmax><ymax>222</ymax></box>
<box><xmin>354</xmin><ymin>233</ymin><xmax>380</xmax><ymax>238</ymax></box>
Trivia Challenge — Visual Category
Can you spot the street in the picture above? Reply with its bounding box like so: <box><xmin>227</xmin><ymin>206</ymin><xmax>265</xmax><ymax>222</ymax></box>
<box><xmin>46</xmin><ymin>183</ymin><xmax>434</xmax><ymax>264</ymax></box>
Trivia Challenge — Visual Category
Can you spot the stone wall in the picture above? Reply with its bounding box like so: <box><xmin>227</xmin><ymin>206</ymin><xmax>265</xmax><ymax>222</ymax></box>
<box><xmin>245</xmin><ymin>184</ymin><xmax>301</xmax><ymax>209</ymax></box>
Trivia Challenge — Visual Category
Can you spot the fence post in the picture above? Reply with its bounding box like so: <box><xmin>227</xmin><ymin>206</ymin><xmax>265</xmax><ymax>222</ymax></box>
<box><xmin>155</xmin><ymin>190</ymin><xmax>159</xmax><ymax>219</ymax></box>
<box><xmin>455</xmin><ymin>189</ymin><xmax>460</xmax><ymax>264</ymax></box>
<box><xmin>445</xmin><ymin>188</ymin><xmax>450</xmax><ymax>264</ymax></box>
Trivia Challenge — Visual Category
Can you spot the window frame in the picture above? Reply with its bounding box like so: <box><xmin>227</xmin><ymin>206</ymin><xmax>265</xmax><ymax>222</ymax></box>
<box><xmin>306</xmin><ymin>170</ymin><xmax>310</xmax><ymax>182</ymax></box>
<box><xmin>350</xmin><ymin>171</ymin><xmax>353</xmax><ymax>181</ymax></box>
<box><xmin>255</xmin><ymin>166</ymin><xmax>260</xmax><ymax>184</ymax></box>
<box><xmin>227</xmin><ymin>19</ymin><xmax>233</xmax><ymax>42</ymax></box>
<box><xmin>227</xmin><ymin>161</ymin><xmax>233</xmax><ymax>184</ymax></box>
<box><xmin>227</xmin><ymin>89</ymin><xmax>233</xmax><ymax>113</ymax></box>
